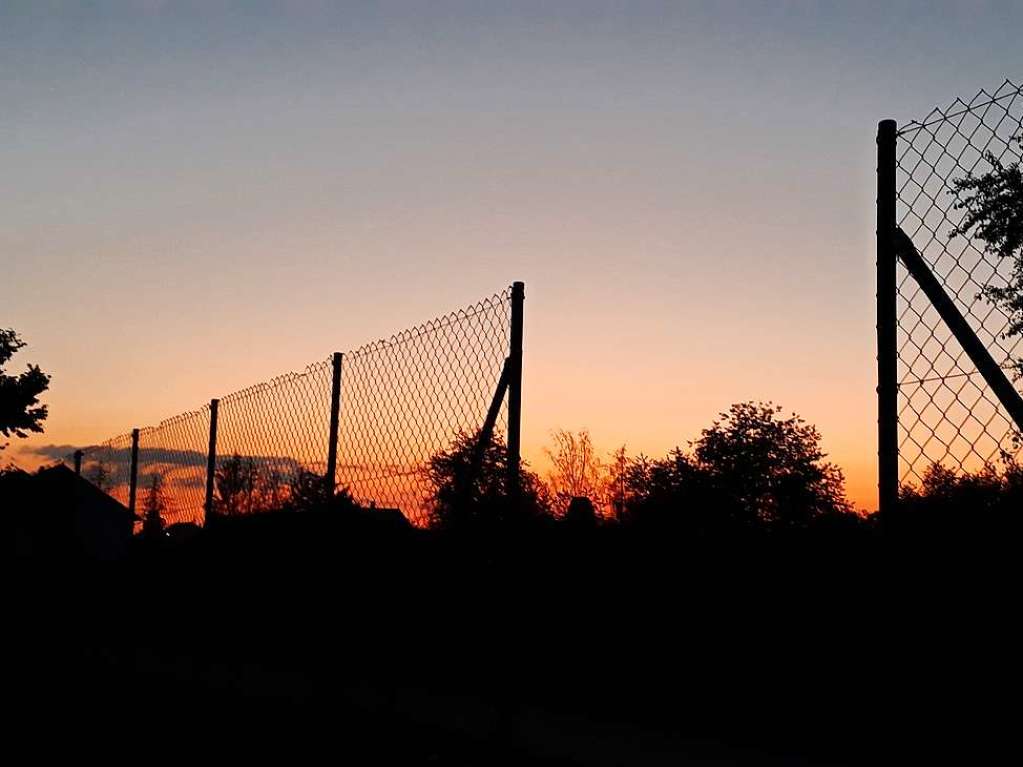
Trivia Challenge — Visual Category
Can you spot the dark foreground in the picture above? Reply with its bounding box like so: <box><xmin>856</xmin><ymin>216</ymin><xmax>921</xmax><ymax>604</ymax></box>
<box><xmin>12</xmin><ymin>512</ymin><xmax>1019</xmax><ymax>765</ymax></box>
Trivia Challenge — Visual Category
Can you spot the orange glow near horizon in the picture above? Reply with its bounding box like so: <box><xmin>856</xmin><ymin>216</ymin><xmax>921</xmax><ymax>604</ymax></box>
<box><xmin>13</xmin><ymin>437</ymin><xmax>882</xmax><ymax>520</ymax></box>
<box><xmin>11</xmin><ymin>278</ymin><xmax>885</xmax><ymax>515</ymax></box>
<box><xmin>12</xmin><ymin>380</ymin><xmax>883</xmax><ymax>517</ymax></box>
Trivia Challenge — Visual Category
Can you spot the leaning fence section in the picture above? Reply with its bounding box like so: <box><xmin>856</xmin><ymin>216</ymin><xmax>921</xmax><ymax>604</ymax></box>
<box><xmin>212</xmin><ymin>359</ymin><xmax>334</xmax><ymax>517</ymax></box>
<box><xmin>892</xmin><ymin>79</ymin><xmax>1023</xmax><ymax>487</ymax></box>
<box><xmin>338</xmin><ymin>288</ymin><xmax>512</xmax><ymax>524</ymax></box>
<box><xmin>68</xmin><ymin>284</ymin><xmax>519</xmax><ymax>529</ymax></box>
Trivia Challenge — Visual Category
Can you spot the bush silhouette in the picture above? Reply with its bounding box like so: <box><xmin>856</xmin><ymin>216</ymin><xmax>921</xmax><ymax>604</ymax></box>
<box><xmin>425</xmin><ymin>429</ymin><xmax>549</xmax><ymax>530</ymax></box>
<box><xmin>887</xmin><ymin>456</ymin><xmax>1022</xmax><ymax>539</ymax></box>
<box><xmin>622</xmin><ymin>402</ymin><xmax>855</xmax><ymax>536</ymax></box>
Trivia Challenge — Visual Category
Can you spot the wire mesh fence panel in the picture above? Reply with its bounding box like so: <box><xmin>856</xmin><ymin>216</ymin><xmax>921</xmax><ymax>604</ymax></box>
<box><xmin>71</xmin><ymin>285</ymin><xmax>514</xmax><ymax>528</ymax></box>
<box><xmin>338</xmin><ymin>288</ymin><xmax>512</xmax><ymax>525</ymax></box>
<box><xmin>77</xmin><ymin>433</ymin><xmax>134</xmax><ymax>508</ymax></box>
<box><xmin>212</xmin><ymin>359</ymin><xmax>334</xmax><ymax>517</ymax></box>
<box><xmin>895</xmin><ymin>78</ymin><xmax>1023</xmax><ymax>484</ymax></box>
<box><xmin>137</xmin><ymin>409</ymin><xmax>211</xmax><ymax>528</ymax></box>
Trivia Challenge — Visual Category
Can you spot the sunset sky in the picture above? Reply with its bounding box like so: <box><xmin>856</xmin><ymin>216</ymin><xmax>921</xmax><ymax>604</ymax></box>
<box><xmin>3</xmin><ymin>2</ymin><xmax>1021</xmax><ymax>511</ymax></box>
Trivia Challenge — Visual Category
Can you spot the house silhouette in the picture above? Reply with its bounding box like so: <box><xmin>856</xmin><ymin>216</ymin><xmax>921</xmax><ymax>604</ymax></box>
<box><xmin>10</xmin><ymin>464</ymin><xmax>135</xmax><ymax>560</ymax></box>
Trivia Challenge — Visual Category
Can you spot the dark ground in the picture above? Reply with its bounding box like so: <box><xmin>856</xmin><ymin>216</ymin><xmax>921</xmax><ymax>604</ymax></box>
<box><xmin>11</xmin><ymin>512</ymin><xmax>1019</xmax><ymax>764</ymax></box>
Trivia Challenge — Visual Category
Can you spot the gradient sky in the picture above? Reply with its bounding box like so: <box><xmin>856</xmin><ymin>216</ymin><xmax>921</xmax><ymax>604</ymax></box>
<box><xmin>3</xmin><ymin>1</ymin><xmax>1021</xmax><ymax>510</ymax></box>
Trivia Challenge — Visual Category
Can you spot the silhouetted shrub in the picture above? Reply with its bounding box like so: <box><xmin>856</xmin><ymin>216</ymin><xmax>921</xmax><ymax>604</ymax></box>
<box><xmin>425</xmin><ymin>430</ymin><xmax>550</xmax><ymax>531</ymax></box>
<box><xmin>213</xmin><ymin>453</ymin><xmax>260</xmax><ymax>516</ymax></box>
<box><xmin>887</xmin><ymin>457</ymin><xmax>1022</xmax><ymax>539</ymax></box>
<box><xmin>622</xmin><ymin>403</ymin><xmax>854</xmax><ymax>536</ymax></box>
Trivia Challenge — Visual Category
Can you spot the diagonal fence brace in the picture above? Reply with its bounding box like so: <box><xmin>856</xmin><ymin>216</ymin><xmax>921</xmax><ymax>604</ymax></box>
<box><xmin>895</xmin><ymin>227</ymin><xmax>1023</xmax><ymax>432</ymax></box>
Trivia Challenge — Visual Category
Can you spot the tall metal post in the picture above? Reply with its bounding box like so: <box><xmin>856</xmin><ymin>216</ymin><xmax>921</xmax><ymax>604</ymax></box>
<box><xmin>128</xmin><ymin>428</ymin><xmax>140</xmax><ymax>517</ymax></box>
<box><xmin>326</xmin><ymin>352</ymin><xmax>344</xmax><ymax>499</ymax></box>
<box><xmin>204</xmin><ymin>398</ymin><xmax>219</xmax><ymax>524</ymax></box>
<box><xmin>507</xmin><ymin>282</ymin><xmax>525</xmax><ymax>504</ymax></box>
<box><xmin>877</xmin><ymin>120</ymin><xmax>899</xmax><ymax>514</ymax></box>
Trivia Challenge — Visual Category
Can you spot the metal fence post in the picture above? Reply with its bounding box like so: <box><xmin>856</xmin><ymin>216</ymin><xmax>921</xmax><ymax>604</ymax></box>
<box><xmin>877</xmin><ymin>120</ymin><xmax>899</xmax><ymax>514</ymax></box>
<box><xmin>204</xmin><ymin>398</ymin><xmax>219</xmax><ymax>524</ymax></box>
<box><xmin>128</xmin><ymin>428</ymin><xmax>140</xmax><ymax>518</ymax></box>
<box><xmin>73</xmin><ymin>450</ymin><xmax>83</xmax><ymax>476</ymax></box>
<box><xmin>326</xmin><ymin>352</ymin><xmax>344</xmax><ymax>499</ymax></box>
<box><xmin>507</xmin><ymin>282</ymin><xmax>525</xmax><ymax>504</ymax></box>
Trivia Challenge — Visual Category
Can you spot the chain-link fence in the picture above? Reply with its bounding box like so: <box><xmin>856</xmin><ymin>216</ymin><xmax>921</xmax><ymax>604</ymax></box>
<box><xmin>77</xmin><ymin>432</ymin><xmax>134</xmax><ymax>508</ymax></box>
<box><xmin>136</xmin><ymin>409</ymin><xmax>211</xmax><ymax>528</ymax></box>
<box><xmin>338</xmin><ymin>289</ymin><xmax>512</xmax><ymax>518</ymax></box>
<box><xmin>67</xmin><ymin>284</ymin><xmax>519</xmax><ymax>529</ymax></box>
<box><xmin>891</xmin><ymin>79</ymin><xmax>1023</xmax><ymax>487</ymax></box>
<box><xmin>213</xmin><ymin>359</ymin><xmax>334</xmax><ymax>517</ymax></box>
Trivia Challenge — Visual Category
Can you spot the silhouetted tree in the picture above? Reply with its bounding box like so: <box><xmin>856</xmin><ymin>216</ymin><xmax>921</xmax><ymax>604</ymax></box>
<box><xmin>287</xmin><ymin>469</ymin><xmax>330</xmax><ymax>512</ymax></box>
<box><xmin>545</xmin><ymin>429</ymin><xmax>608</xmax><ymax>517</ymax></box>
<box><xmin>426</xmin><ymin>430</ymin><xmax>549</xmax><ymax>530</ymax></box>
<box><xmin>607</xmin><ymin>445</ymin><xmax>629</xmax><ymax>521</ymax></box>
<box><xmin>622</xmin><ymin>448</ymin><xmax>715</xmax><ymax>532</ymax></box>
<box><xmin>214</xmin><ymin>455</ymin><xmax>355</xmax><ymax>515</ymax></box>
<box><xmin>623</xmin><ymin>403</ymin><xmax>853</xmax><ymax>535</ymax></box>
<box><xmin>261</xmin><ymin>467</ymin><xmax>287</xmax><ymax>511</ymax></box>
<box><xmin>141</xmin><ymin>473</ymin><xmax>167</xmax><ymax>538</ymax></box>
<box><xmin>0</xmin><ymin>329</ymin><xmax>50</xmax><ymax>451</ymax></box>
<box><xmin>215</xmin><ymin>453</ymin><xmax>260</xmax><ymax>515</ymax></box>
<box><xmin>950</xmin><ymin>134</ymin><xmax>1023</xmax><ymax>369</ymax></box>
<box><xmin>693</xmin><ymin>402</ymin><xmax>851</xmax><ymax>529</ymax></box>
<box><xmin>0</xmin><ymin>462</ymin><xmax>24</xmax><ymax>479</ymax></box>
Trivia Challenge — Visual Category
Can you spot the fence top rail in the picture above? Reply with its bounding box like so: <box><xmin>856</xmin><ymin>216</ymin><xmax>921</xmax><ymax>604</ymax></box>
<box><xmin>896</xmin><ymin>78</ymin><xmax>1022</xmax><ymax>137</ymax></box>
<box><xmin>139</xmin><ymin>407</ymin><xmax>211</xmax><ymax>435</ymax></box>
<box><xmin>216</xmin><ymin>357</ymin><xmax>333</xmax><ymax>407</ymax></box>
<box><xmin>93</xmin><ymin>432</ymin><xmax>134</xmax><ymax>452</ymax></box>
<box><xmin>346</xmin><ymin>286</ymin><xmax>513</xmax><ymax>362</ymax></box>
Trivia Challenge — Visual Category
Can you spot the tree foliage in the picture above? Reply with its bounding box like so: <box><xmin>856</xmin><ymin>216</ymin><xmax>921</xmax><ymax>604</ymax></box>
<box><xmin>623</xmin><ymin>402</ymin><xmax>853</xmax><ymax>534</ymax></box>
<box><xmin>425</xmin><ymin>429</ymin><xmax>549</xmax><ymax>530</ymax></box>
<box><xmin>0</xmin><ymin>329</ymin><xmax>50</xmax><ymax>449</ymax></box>
<box><xmin>950</xmin><ymin>135</ymin><xmax>1023</xmax><ymax>367</ymax></box>
<box><xmin>212</xmin><ymin>452</ymin><xmax>356</xmax><ymax>516</ymax></box>
<box><xmin>214</xmin><ymin>453</ymin><xmax>260</xmax><ymax>516</ymax></box>
<box><xmin>891</xmin><ymin>457</ymin><xmax>1023</xmax><ymax>537</ymax></box>
<box><xmin>286</xmin><ymin>468</ymin><xmax>332</xmax><ymax>512</ymax></box>
<box><xmin>607</xmin><ymin>445</ymin><xmax>629</xmax><ymax>520</ymax></box>
<box><xmin>426</xmin><ymin>404</ymin><xmax>855</xmax><ymax>535</ymax></box>
<box><xmin>694</xmin><ymin>402</ymin><xmax>851</xmax><ymax>526</ymax></box>
<box><xmin>544</xmin><ymin>429</ymin><xmax>608</xmax><ymax>516</ymax></box>
<box><xmin>141</xmin><ymin>473</ymin><xmax>168</xmax><ymax>538</ymax></box>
